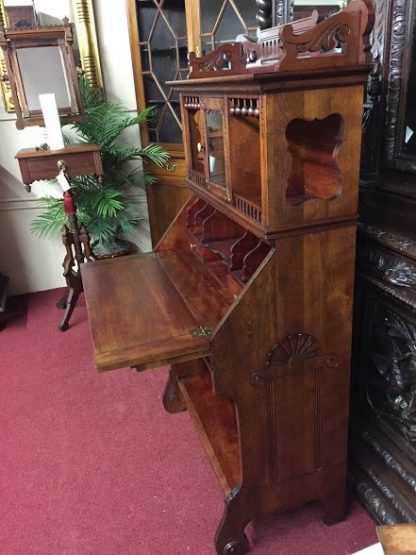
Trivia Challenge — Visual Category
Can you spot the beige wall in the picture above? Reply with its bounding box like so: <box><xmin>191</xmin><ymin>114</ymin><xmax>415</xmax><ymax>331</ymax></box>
<box><xmin>0</xmin><ymin>0</ymin><xmax>151</xmax><ymax>295</ymax></box>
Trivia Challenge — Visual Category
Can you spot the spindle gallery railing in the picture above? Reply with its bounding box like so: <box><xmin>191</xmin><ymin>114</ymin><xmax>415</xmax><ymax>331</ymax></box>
<box><xmin>229</xmin><ymin>98</ymin><xmax>260</xmax><ymax>118</ymax></box>
<box><xmin>184</xmin><ymin>96</ymin><xmax>200</xmax><ymax>109</ymax></box>
<box><xmin>189</xmin><ymin>168</ymin><xmax>207</xmax><ymax>189</ymax></box>
<box><xmin>232</xmin><ymin>194</ymin><xmax>262</xmax><ymax>224</ymax></box>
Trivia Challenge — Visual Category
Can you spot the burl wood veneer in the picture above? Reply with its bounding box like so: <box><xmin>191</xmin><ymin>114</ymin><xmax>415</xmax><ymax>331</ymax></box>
<box><xmin>81</xmin><ymin>2</ymin><xmax>375</xmax><ymax>553</ymax></box>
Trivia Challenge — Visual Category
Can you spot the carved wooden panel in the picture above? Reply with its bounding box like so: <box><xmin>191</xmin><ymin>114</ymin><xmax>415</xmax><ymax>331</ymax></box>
<box><xmin>361</xmin><ymin>0</ymin><xmax>389</xmax><ymax>170</ymax></box>
<box><xmin>251</xmin><ymin>333</ymin><xmax>339</xmax><ymax>484</ymax></box>
<box><xmin>350</xmin><ymin>224</ymin><xmax>416</xmax><ymax>525</ymax></box>
<box><xmin>377</xmin><ymin>0</ymin><xmax>416</xmax><ymax>176</ymax></box>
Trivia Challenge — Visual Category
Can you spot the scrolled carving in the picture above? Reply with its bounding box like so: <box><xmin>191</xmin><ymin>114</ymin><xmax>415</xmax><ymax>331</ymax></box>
<box><xmin>296</xmin><ymin>22</ymin><xmax>351</xmax><ymax>54</ymax></box>
<box><xmin>361</xmin><ymin>429</ymin><xmax>416</xmax><ymax>493</ymax></box>
<box><xmin>367</xmin><ymin>305</ymin><xmax>416</xmax><ymax>444</ymax></box>
<box><xmin>360</xmin><ymin>224</ymin><xmax>416</xmax><ymax>261</ymax></box>
<box><xmin>360</xmin><ymin>245</ymin><xmax>416</xmax><ymax>288</ymax></box>
<box><xmin>280</xmin><ymin>12</ymin><xmax>355</xmax><ymax>63</ymax></box>
<box><xmin>357</xmin><ymin>484</ymin><xmax>399</xmax><ymax>523</ymax></box>
<box><xmin>384</xmin><ymin>262</ymin><xmax>416</xmax><ymax>288</ymax></box>
<box><xmin>358</xmin><ymin>460</ymin><xmax>414</xmax><ymax>521</ymax></box>
<box><xmin>189</xmin><ymin>1</ymin><xmax>374</xmax><ymax>78</ymax></box>
<box><xmin>189</xmin><ymin>44</ymin><xmax>244</xmax><ymax>78</ymax></box>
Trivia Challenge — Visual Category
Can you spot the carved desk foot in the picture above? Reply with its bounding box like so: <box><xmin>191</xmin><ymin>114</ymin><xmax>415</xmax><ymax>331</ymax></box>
<box><xmin>163</xmin><ymin>367</ymin><xmax>186</xmax><ymax>414</ymax></box>
<box><xmin>321</xmin><ymin>470</ymin><xmax>347</xmax><ymax>525</ymax></box>
<box><xmin>215</xmin><ymin>489</ymin><xmax>252</xmax><ymax>555</ymax></box>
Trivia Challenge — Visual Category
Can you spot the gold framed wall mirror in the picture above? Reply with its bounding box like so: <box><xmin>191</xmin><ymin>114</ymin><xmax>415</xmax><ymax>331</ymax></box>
<box><xmin>0</xmin><ymin>0</ymin><xmax>103</xmax><ymax>122</ymax></box>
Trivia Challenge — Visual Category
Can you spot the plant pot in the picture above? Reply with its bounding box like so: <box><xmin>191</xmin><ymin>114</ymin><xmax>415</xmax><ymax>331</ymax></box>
<box><xmin>91</xmin><ymin>237</ymin><xmax>139</xmax><ymax>260</ymax></box>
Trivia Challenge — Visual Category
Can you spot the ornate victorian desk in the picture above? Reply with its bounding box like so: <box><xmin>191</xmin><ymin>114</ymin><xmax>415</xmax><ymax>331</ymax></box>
<box><xmin>82</xmin><ymin>2</ymin><xmax>374</xmax><ymax>553</ymax></box>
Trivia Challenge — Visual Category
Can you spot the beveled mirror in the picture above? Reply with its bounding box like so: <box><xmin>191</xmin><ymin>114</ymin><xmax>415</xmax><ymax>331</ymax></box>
<box><xmin>0</xmin><ymin>0</ymin><xmax>102</xmax><ymax>121</ymax></box>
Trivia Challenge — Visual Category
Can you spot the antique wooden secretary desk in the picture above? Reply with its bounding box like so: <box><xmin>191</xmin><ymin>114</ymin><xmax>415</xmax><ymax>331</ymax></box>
<box><xmin>82</xmin><ymin>2</ymin><xmax>374</xmax><ymax>553</ymax></box>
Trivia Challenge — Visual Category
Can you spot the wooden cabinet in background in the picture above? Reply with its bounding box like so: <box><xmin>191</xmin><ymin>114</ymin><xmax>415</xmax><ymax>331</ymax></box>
<box><xmin>125</xmin><ymin>0</ymin><xmax>269</xmax><ymax>246</ymax></box>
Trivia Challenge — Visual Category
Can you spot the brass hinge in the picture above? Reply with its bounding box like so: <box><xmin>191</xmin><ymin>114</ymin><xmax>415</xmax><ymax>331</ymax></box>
<box><xmin>190</xmin><ymin>326</ymin><xmax>213</xmax><ymax>338</ymax></box>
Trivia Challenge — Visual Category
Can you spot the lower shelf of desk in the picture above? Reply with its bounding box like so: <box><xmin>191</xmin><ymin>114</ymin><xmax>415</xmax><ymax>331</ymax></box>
<box><xmin>178</xmin><ymin>359</ymin><xmax>241</xmax><ymax>496</ymax></box>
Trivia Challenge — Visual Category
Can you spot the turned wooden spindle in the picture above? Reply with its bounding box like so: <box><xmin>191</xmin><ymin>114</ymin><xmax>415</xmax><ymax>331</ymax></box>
<box><xmin>256</xmin><ymin>0</ymin><xmax>273</xmax><ymax>30</ymax></box>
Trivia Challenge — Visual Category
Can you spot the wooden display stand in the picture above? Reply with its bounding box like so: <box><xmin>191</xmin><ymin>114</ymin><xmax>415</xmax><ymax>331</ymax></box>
<box><xmin>81</xmin><ymin>2</ymin><xmax>375</xmax><ymax>553</ymax></box>
<box><xmin>16</xmin><ymin>144</ymin><xmax>103</xmax><ymax>331</ymax></box>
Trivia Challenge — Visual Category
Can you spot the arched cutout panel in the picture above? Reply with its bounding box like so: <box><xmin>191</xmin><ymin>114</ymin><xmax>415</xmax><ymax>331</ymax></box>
<box><xmin>285</xmin><ymin>113</ymin><xmax>344</xmax><ymax>205</ymax></box>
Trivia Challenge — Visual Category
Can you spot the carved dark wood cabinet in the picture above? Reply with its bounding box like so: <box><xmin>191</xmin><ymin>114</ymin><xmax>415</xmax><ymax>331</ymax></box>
<box><xmin>349</xmin><ymin>0</ymin><xmax>416</xmax><ymax>525</ymax></box>
<box><xmin>82</xmin><ymin>2</ymin><xmax>374</xmax><ymax>553</ymax></box>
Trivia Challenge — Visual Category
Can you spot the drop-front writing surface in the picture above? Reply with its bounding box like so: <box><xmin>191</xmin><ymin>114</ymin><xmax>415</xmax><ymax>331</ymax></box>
<box><xmin>82</xmin><ymin>2</ymin><xmax>375</xmax><ymax>554</ymax></box>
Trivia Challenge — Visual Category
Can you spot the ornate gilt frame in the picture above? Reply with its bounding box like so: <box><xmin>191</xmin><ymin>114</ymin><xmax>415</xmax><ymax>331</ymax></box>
<box><xmin>0</xmin><ymin>0</ymin><xmax>103</xmax><ymax>113</ymax></box>
<box><xmin>383</xmin><ymin>0</ymin><xmax>416</xmax><ymax>174</ymax></box>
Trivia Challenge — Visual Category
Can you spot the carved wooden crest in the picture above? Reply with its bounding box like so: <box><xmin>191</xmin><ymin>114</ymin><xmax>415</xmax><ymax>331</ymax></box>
<box><xmin>188</xmin><ymin>0</ymin><xmax>375</xmax><ymax>79</ymax></box>
<box><xmin>250</xmin><ymin>333</ymin><xmax>338</xmax><ymax>386</ymax></box>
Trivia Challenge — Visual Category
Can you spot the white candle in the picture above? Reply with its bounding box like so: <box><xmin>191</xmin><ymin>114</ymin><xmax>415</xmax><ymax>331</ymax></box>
<box><xmin>39</xmin><ymin>93</ymin><xmax>65</xmax><ymax>151</ymax></box>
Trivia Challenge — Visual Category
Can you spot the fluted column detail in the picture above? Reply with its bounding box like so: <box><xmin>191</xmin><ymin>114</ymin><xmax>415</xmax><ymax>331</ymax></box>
<box><xmin>72</xmin><ymin>0</ymin><xmax>103</xmax><ymax>89</ymax></box>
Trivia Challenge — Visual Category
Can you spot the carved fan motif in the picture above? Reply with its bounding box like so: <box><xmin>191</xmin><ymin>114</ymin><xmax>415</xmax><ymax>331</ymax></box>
<box><xmin>267</xmin><ymin>333</ymin><xmax>321</xmax><ymax>366</ymax></box>
<box><xmin>250</xmin><ymin>333</ymin><xmax>337</xmax><ymax>387</ymax></box>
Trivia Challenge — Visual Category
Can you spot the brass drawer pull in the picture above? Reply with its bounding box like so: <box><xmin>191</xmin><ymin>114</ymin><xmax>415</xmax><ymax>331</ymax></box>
<box><xmin>165</xmin><ymin>161</ymin><xmax>177</xmax><ymax>172</ymax></box>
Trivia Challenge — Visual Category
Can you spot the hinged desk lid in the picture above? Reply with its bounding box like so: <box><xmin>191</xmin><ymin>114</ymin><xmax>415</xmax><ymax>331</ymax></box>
<box><xmin>81</xmin><ymin>251</ymin><xmax>235</xmax><ymax>371</ymax></box>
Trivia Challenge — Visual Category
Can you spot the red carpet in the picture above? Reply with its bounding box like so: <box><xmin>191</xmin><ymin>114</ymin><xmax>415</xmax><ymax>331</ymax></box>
<box><xmin>0</xmin><ymin>289</ymin><xmax>378</xmax><ymax>554</ymax></box>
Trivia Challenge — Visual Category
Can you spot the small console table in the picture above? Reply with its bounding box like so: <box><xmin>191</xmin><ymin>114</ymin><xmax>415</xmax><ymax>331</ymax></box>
<box><xmin>16</xmin><ymin>144</ymin><xmax>103</xmax><ymax>330</ymax></box>
<box><xmin>81</xmin><ymin>2</ymin><xmax>375</xmax><ymax>553</ymax></box>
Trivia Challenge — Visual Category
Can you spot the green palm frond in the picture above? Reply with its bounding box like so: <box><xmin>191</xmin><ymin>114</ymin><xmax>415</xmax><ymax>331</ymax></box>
<box><xmin>32</xmin><ymin>75</ymin><xmax>169</xmax><ymax>246</ymax></box>
<box><xmin>92</xmin><ymin>188</ymin><xmax>124</xmax><ymax>219</ymax></box>
<box><xmin>31</xmin><ymin>197</ymin><xmax>67</xmax><ymax>237</ymax></box>
<box><xmin>138</xmin><ymin>144</ymin><xmax>170</xmax><ymax>166</ymax></box>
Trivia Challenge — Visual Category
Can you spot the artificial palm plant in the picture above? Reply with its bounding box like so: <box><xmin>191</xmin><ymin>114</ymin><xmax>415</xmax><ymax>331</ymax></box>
<box><xmin>32</xmin><ymin>78</ymin><xmax>169</xmax><ymax>252</ymax></box>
